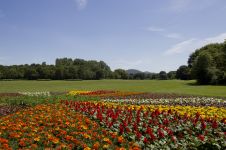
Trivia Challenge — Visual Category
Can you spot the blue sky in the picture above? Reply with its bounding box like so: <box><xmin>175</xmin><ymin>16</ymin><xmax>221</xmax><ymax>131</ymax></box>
<box><xmin>0</xmin><ymin>0</ymin><xmax>226</xmax><ymax>72</ymax></box>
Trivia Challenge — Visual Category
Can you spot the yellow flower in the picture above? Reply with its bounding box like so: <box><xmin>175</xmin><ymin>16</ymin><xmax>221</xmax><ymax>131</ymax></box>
<box><xmin>103</xmin><ymin>137</ymin><xmax>110</xmax><ymax>142</ymax></box>
<box><xmin>55</xmin><ymin>127</ymin><xmax>60</xmax><ymax>131</ymax></box>
<box><xmin>83</xmin><ymin>133</ymin><xmax>91</xmax><ymax>139</ymax></box>
<box><xmin>84</xmin><ymin>147</ymin><xmax>91</xmax><ymax>150</ymax></box>
<box><xmin>81</xmin><ymin>125</ymin><xmax>88</xmax><ymax>130</ymax></box>
<box><xmin>34</xmin><ymin>137</ymin><xmax>40</xmax><ymax>142</ymax></box>
<box><xmin>103</xmin><ymin>144</ymin><xmax>110</xmax><ymax>149</ymax></box>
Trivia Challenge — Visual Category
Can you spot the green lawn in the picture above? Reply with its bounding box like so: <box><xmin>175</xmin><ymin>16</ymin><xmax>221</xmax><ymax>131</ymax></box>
<box><xmin>0</xmin><ymin>80</ymin><xmax>226</xmax><ymax>98</ymax></box>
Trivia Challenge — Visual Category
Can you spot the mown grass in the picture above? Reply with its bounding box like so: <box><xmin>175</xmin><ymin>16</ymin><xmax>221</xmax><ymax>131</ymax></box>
<box><xmin>0</xmin><ymin>80</ymin><xmax>226</xmax><ymax>98</ymax></box>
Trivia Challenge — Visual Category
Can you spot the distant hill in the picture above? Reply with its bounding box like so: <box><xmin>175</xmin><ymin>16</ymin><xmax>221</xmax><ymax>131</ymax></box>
<box><xmin>144</xmin><ymin>71</ymin><xmax>152</xmax><ymax>74</ymax></box>
<box><xmin>126</xmin><ymin>69</ymin><xmax>142</xmax><ymax>74</ymax></box>
<box><xmin>126</xmin><ymin>69</ymin><xmax>153</xmax><ymax>75</ymax></box>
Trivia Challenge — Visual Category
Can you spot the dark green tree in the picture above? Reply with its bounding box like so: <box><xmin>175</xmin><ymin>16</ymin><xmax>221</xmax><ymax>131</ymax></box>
<box><xmin>176</xmin><ymin>65</ymin><xmax>191</xmax><ymax>80</ymax></box>
<box><xmin>113</xmin><ymin>69</ymin><xmax>128</xmax><ymax>79</ymax></box>
<box><xmin>167</xmin><ymin>71</ymin><xmax>176</xmax><ymax>79</ymax></box>
<box><xmin>159</xmin><ymin>71</ymin><xmax>168</xmax><ymax>80</ymax></box>
<box><xmin>191</xmin><ymin>52</ymin><xmax>213</xmax><ymax>84</ymax></box>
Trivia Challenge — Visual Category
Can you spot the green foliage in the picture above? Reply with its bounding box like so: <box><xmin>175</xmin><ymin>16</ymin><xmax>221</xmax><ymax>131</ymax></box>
<box><xmin>188</xmin><ymin>42</ymin><xmax>226</xmax><ymax>85</ymax></box>
<box><xmin>167</xmin><ymin>71</ymin><xmax>176</xmax><ymax>79</ymax></box>
<box><xmin>176</xmin><ymin>65</ymin><xmax>191</xmax><ymax>80</ymax></box>
<box><xmin>0</xmin><ymin>58</ymin><xmax>112</xmax><ymax>80</ymax></box>
<box><xmin>113</xmin><ymin>69</ymin><xmax>128</xmax><ymax>79</ymax></box>
<box><xmin>159</xmin><ymin>71</ymin><xmax>168</xmax><ymax>80</ymax></box>
<box><xmin>191</xmin><ymin>52</ymin><xmax>213</xmax><ymax>84</ymax></box>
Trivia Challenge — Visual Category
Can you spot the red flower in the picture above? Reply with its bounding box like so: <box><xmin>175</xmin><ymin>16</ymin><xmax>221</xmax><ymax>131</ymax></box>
<box><xmin>171</xmin><ymin>136</ymin><xmax>176</xmax><ymax>143</ymax></box>
<box><xmin>143</xmin><ymin>137</ymin><xmax>148</xmax><ymax>144</ymax></box>
<box><xmin>163</xmin><ymin>118</ymin><xmax>169</xmax><ymax>125</ymax></box>
<box><xmin>136</xmin><ymin>132</ymin><xmax>142</xmax><ymax>140</ymax></box>
<box><xmin>119</xmin><ymin>123</ymin><xmax>124</xmax><ymax>134</ymax></box>
<box><xmin>167</xmin><ymin>129</ymin><xmax>173</xmax><ymax>136</ymax></box>
<box><xmin>212</xmin><ymin>120</ymin><xmax>218</xmax><ymax>129</ymax></box>
<box><xmin>201</xmin><ymin>122</ymin><xmax>206</xmax><ymax>130</ymax></box>
<box><xmin>158</xmin><ymin>129</ymin><xmax>165</xmax><ymax>138</ymax></box>
<box><xmin>198</xmin><ymin>134</ymin><xmax>205</xmax><ymax>141</ymax></box>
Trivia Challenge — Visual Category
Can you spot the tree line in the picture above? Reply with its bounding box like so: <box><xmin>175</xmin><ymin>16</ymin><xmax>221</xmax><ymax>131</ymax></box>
<box><xmin>0</xmin><ymin>41</ymin><xmax>226</xmax><ymax>84</ymax></box>
<box><xmin>0</xmin><ymin>58</ymin><xmax>177</xmax><ymax>80</ymax></box>
<box><xmin>0</xmin><ymin>58</ymin><xmax>112</xmax><ymax>80</ymax></box>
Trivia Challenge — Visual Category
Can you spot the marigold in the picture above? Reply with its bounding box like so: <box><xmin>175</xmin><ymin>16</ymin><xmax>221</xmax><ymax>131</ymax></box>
<box><xmin>93</xmin><ymin>142</ymin><xmax>100</xmax><ymax>150</ymax></box>
<box><xmin>19</xmin><ymin>140</ymin><xmax>26</xmax><ymax>147</ymax></box>
<box><xmin>34</xmin><ymin>137</ymin><xmax>40</xmax><ymax>142</ymax></box>
<box><xmin>52</xmin><ymin>138</ymin><xmax>59</xmax><ymax>144</ymax></box>
<box><xmin>118</xmin><ymin>136</ymin><xmax>124</xmax><ymax>143</ymax></box>
<box><xmin>83</xmin><ymin>133</ymin><xmax>91</xmax><ymax>139</ymax></box>
<box><xmin>81</xmin><ymin>125</ymin><xmax>88</xmax><ymax>130</ymax></box>
<box><xmin>103</xmin><ymin>144</ymin><xmax>110</xmax><ymax>149</ymax></box>
<box><xmin>103</xmin><ymin>137</ymin><xmax>112</xmax><ymax>144</ymax></box>
<box><xmin>84</xmin><ymin>147</ymin><xmax>91</xmax><ymax>150</ymax></box>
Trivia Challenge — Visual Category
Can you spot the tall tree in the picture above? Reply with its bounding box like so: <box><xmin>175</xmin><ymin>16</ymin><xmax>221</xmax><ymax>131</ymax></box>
<box><xmin>176</xmin><ymin>65</ymin><xmax>191</xmax><ymax>80</ymax></box>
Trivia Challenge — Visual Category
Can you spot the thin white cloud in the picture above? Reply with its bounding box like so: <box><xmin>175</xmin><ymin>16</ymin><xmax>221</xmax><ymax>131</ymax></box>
<box><xmin>165</xmin><ymin>33</ymin><xmax>182</xmax><ymax>39</ymax></box>
<box><xmin>165</xmin><ymin>39</ymin><xmax>197</xmax><ymax>55</ymax></box>
<box><xmin>165</xmin><ymin>32</ymin><xmax>226</xmax><ymax>55</ymax></box>
<box><xmin>201</xmin><ymin>32</ymin><xmax>226</xmax><ymax>45</ymax></box>
<box><xmin>74</xmin><ymin>0</ymin><xmax>88</xmax><ymax>10</ymax></box>
<box><xmin>147</xmin><ymin>26</ymin><xmax>182</xmax><ymax>39</ymax></box>
<box><xmin>147</xmin><ymin>26</ymin><xmax>165</xmax><ymax>32</ymax></box>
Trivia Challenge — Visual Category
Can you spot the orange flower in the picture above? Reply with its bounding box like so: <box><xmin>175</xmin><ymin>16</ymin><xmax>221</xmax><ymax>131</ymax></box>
<box><xmin>31</xmin><ymin>144</ymin><xmax>38</xmax><ymax>149</ymax></box>
<box><xmin>118</xmin><ymin>136</ymin><xmax>124</xmax><ymax>143</ymax></box>
<box><xmin>83</xmin><ymin>133</ymin><xmax>91</xmax><ymax>139</ymax></box>
<box><xmin>0</xmin><ymin>138</ymin><xmax>8</xmax><ymax>144</ymax></box>
<box><xmin>117</xmin><ymin>148</ymin><xmax>126</xmax><ymax>150</ymax></box>
<box><xmin>60</xmin><ymin>130</ymin><xmax>67</xmax><ymax>135</ymax></box>
<box><xmin>34</xmin><ymin>136</ymin><xmax>41</xmax><ymax>142</ymax></box>
<box><xmin>65</xmin><ymin>135</ymin><xmax>73</xmax><ymax>141</ymax></box>
<box><xmin>19</xmin><ymin>140</ymin><xmax>26</xmax><ymax>147</ymax></box>
<box><xmin>103</xmin><ymin>137</ymin><xmax>111</xmax><ymax>144</ymax></box>
<box><xmin>130</xmin><ymin>143</ymin><xmax>141</xmax><ymax>150</ymax></box>
<box><xmin>92</xmin><ymin>142</ymin><xmax>100</xmax><ymax>150</ymax></box>
<box><xmin>65</xmin><ymin>121</ymin><xmax>70</xmax><ymax>126</ymax></box>
<box><xmin>52</xmin><ymin>138</ymin><xmax>59</xmax><ymax>144</ymax></box>
<box><xmin>2</xmin><ymin>143</ymin><xmax>11</xmax><ymax>150</ymax></box>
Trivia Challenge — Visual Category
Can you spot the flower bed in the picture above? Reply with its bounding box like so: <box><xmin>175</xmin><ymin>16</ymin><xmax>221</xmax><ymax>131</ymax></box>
<box><xmin>0</xmin><ymin>104</ymin><xmax>135</xmax><ymax>150</ymax></box>
<box><xmin>62</xmin><ymin>100</ymin><xmax>226</xmax><ymax>149</ymax></box>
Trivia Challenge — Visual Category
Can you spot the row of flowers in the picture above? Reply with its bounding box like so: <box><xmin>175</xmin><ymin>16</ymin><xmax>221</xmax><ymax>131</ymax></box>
<box><xmin>67</xmin><ymin>90</ymin><xmax>226</xmax><ymax>101</ymax></box>
<box><xmin>103</xmin><ymin>97</ymin><xmax>226</xmax><ymax>107</ymax></box>
<box><xmin>63</xmin><ymin>100</ymin><xmax>226</xmax><ymax>149</ymax></box>
<box><xmin>67</xmin><ymin>90</ymin><xmax>145</xmax><ymax>97</ymax></box>
<box><xmin>0</xmin><ymin>104</ymin><xmax>137</xmax><ymax>150</ymax></box>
